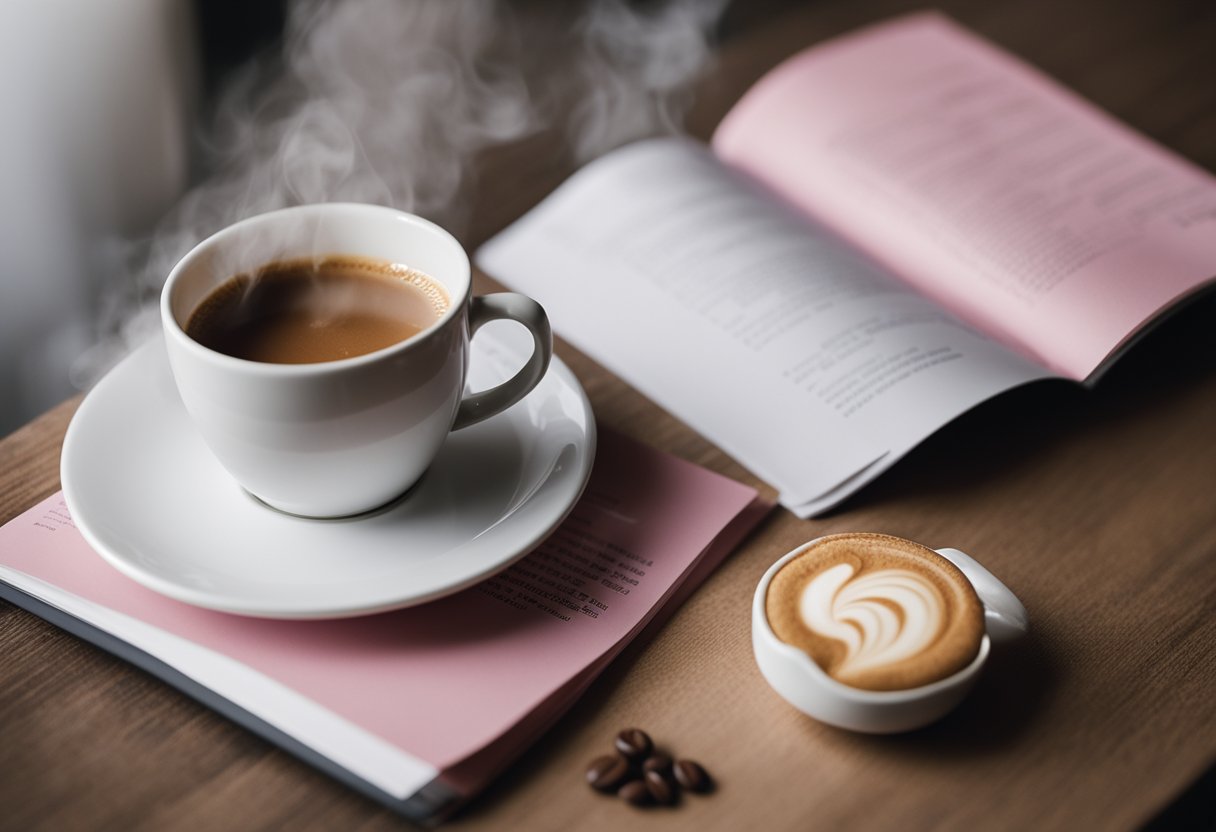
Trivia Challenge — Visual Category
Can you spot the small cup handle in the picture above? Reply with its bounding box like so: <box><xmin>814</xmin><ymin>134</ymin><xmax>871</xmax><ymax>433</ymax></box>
<box><xmin>936</xmin><ymin>548</ymin><xmax>1030</xmax><ymax>645</ymax></box>
<box><xmin>452</xmin><ymin>293</ymin><xmax>553</xmax><ymax>430</ymax></box>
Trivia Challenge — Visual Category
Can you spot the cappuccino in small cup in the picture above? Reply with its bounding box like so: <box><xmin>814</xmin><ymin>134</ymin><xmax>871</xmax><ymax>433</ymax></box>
<box><xmin>765</xmin><ymin>533</ymin><xmax>985</xmax><ymax>691</ymax></box>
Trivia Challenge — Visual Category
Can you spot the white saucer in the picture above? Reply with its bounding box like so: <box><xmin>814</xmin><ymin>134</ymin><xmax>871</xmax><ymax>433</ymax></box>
<box><xmin>61</xmin><ymin>330</ymin><xmax>596</xmax><ymax>618</ymax></box>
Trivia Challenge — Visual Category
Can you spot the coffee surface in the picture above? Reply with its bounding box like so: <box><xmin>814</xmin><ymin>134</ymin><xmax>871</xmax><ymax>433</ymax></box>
<box><xmin>766</xmin><ymin>533</ymin><xmax>984</xmax><ymax>691</ymax></box>
<box><xmin>185</xmin><ymin>256</ymin><xmax>450</xmax><ymax>364</ymax></box>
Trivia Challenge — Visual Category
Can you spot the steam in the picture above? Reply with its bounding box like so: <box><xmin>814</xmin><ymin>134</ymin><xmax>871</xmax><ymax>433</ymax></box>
<box><xmin>74</xmin><ymin>0</ymin><xmax>725</xmax><ymax>386</ymax></box>
<box><xmin>571</xmin><ymin>0</ymin><xmax>725</xmax><ymax>161</ymax></box>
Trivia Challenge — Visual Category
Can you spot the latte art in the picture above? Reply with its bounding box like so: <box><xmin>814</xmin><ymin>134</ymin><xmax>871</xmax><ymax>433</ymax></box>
<box><xmin>765</xmin><ymin>534</ymin><xmax>985</xmax><ymax>691</ymax></box>
<box><xmin>801</xmin><ymin>564</ymin><xmax>945</xmax><ymax>678</ymax></box>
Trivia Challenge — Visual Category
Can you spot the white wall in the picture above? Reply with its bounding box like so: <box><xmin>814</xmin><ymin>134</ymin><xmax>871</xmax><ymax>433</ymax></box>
<box><xmin>0</xmin><ymin>0</ymin><xmax>196</xmax><ymax>435</ymax></box>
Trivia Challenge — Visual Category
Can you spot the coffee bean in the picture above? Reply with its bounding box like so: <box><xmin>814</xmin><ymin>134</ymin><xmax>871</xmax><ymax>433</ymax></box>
<box><xmin>644</xmin><ymin>770</ymin><xmax>675</xmax><ymax>805</ymax></box>
<box><xmin>585</xmin><ymin>754</ymin><xmax>632</xmax><ymax>792</ymax></box>
<box><xmin>614</xmin><ymin>728</ymin><xmax>653</xmax><ymax>761</ymax></box>
<box><xmin>618</xmin><ymin>779</ymin><xmax>653</xmax><ymax>807</ymax></box>
<box><xmin>673</xmin><ymin>759</ymin><xmax>712</xmax><ymax>793</ymax></box>
<box><xmin>641</xmin><ymin>752</ymin><xmax>672</xmax><ymax>775</ymax></box>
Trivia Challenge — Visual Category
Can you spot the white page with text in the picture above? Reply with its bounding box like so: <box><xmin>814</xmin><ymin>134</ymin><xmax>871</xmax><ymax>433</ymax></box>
<box><xmin>478</xmin><ymin>140</ymin><xmax>1051</xmax><ymax>514</ymax></box>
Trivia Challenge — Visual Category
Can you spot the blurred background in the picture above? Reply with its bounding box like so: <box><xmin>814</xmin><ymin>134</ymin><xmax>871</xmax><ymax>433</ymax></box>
<box><xmin>0</xmin><ymin>0</ymin><xmax>284</xmax><ymax>435</ymax></box>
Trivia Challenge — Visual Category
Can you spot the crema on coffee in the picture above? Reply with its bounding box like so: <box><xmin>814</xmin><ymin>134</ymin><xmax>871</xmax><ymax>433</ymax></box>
<box><xmin>186</xmin><ymin>255</ymin><xmax>450</xmax><ymax>364</ymax></box>
<box><xmin>765</xmin><ymin>534</ymin><xmax>985</xmax><ymax>691</ymax></box>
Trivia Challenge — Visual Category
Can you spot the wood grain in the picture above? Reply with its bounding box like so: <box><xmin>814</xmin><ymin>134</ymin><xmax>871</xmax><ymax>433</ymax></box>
<box><xmin>2</xmin><ymin>1</ymin><xmax>1215</xmax><ymax>830</ymax></box>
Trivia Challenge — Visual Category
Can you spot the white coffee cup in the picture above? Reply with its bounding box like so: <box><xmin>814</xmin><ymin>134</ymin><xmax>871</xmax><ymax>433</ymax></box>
<box><xmin>161</xmin><ymin>203</ymin><xmax>552</xmax><ymax>518</ymax></box>
<box><xmin>752</xmin><ymin>543</ymin><xmax>1028</xmax><ymax>733</ymax></box>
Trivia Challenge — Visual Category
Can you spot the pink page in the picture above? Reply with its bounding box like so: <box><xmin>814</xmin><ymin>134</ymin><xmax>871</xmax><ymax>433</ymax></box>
<box><xmin>713</xmin><ymin>12</ymin><xmax>1216</xmax><ymax>380</ymax></box>
<box><xmin>0</xmin><ymin>429</ymin><xmax>760</xmax><ymax>773</ymax></box>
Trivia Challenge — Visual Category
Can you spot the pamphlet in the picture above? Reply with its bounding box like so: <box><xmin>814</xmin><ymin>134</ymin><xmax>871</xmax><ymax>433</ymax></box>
<box><xmin>477</xmin><ymin>13</ymin><xmax>1216</xmax><ymax>516</ymax></box>
<box><xmin>0</xmin><ymin>429</ymin><xmax>770</xmax><ymax>823</ymax></box>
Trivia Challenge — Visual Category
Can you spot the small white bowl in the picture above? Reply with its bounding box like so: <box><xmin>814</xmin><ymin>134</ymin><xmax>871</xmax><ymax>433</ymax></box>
<box><xmin>752</xmin><ymin>543</ymin><xmax>1028</xmax><ymax>733</ymax></box>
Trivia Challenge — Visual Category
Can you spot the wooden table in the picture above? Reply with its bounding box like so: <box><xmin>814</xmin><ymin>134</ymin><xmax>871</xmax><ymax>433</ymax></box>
<box><xmin>2</xmin><ymin>1</ymin><xmax>1214</xmax><ymax>829</ymax></box>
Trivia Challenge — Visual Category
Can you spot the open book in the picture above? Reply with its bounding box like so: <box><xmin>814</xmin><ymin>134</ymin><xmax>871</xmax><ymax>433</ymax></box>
<box><xmin>0</xmin><ymin>430</ymin><xmax>768</xmax><ymax>824</ymax></box>
<box><xmin>478</xmin><ymin>13</ymin><xmax>1216</xmax><ymax>516</ymax></box>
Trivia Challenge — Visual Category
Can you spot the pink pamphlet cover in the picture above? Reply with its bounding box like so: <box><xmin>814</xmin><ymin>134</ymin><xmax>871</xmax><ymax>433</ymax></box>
<box><xmin>0</xmin><ymin>429</ymin><xmax>765</xmax><ymax>774</ymax></box>
<box><xmin>713</xmin><ymin>12</ymin><xmax>1216</xmax><ymax>379</ymax></box>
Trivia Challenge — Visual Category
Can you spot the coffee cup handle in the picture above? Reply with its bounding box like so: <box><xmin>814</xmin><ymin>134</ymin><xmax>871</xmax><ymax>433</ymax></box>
<box><xmin>452</xmin><ymin>293</ymin><xmax>554</xmax><ymax>430</ymax></box>
<box><xmin>935</xmin><ymin>548</ymin><xmax>1029</xmax><ymax>645</ymax></box>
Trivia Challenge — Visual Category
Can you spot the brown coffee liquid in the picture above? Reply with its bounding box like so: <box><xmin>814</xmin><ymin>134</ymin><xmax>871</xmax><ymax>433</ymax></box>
<box><xmin>186</xmin><ymin>256</ymin><xmax>450</xmax><ymax>364</ymax></box>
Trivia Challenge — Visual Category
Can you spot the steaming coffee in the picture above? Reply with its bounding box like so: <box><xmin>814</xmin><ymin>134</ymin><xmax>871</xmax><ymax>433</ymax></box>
<box><xmin>765</xmin><ymin>534</ymin><xmax>984</xmax><ymax>691</ymax></box>
<box><xmin>186</xmin><ymin>255</ymin><xmax>450</xmax><ymax>364</ymax></box>
<box><xmin>163</xmin><ymin>204</ymin><xmax>552</xmax><ymax>518</ymax></box>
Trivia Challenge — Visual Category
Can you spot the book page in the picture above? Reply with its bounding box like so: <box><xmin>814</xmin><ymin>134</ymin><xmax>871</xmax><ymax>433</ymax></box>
<box><xmin>713</xmin><ymin>13</ymin><xmax>1216</xmax><ymax>381</ymax></box>
<box><xmin>478</xmin><ymin>139</ymin><xmax>1050</xmax><ymax>514</ymax></box>
<box><xmin>0</xmin><ymin>430</ymin><xmax>761</xmax><ymax>809</ymax></box>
